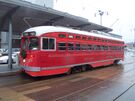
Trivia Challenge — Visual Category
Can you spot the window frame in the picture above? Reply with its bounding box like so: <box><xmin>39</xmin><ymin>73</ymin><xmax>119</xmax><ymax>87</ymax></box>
<box><xmin>41</xmin><ymin>37</ymin><xmax>56</xmax><ymax>51</ymax></box>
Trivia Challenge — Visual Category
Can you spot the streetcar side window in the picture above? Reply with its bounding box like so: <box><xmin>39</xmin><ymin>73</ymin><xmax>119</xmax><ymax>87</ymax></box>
<box><xmin>93</xmin><ymin>45</ymin><xmax>97</xmax><ymax>50</ymax></box>
<box><xmin>76</xmin><ymin>36</ymin><xmax>81</xmax><ymax>39</ymax></box>
<box><xmin>93</xmin><ymin>45</ymin><xmax>101</xmax><ymax>50</ymax></box>
<box><xmin>58</xmin><ymin>43</ymin><xmax>66</xmax><ymax>50</ymax></box>
<box><xmin>59</xmin><ymin>34</ymin><xmax>66</xmax><ymax>38</ymax></box>
<box><xmin>88</xmin><ymin>45</ymin><xmax>92</xmax><ymax>50</ymax></box>
<box><xmin>42</xmin><ymin>38</ymin><xmax>48</xmax><ymax>49</ymax></box>
<box><xmin>88</xmin><ymin>37</ymin><xmax>92</xmax><ymax>40</ymax></box>
<box><xmin>49</xmin><ymin>38</ymin><xmax>55</xmax><ymax>49</ymax></box>
<box><xmin>68</xmin><ymin>43</ymin><xmax>74</xmax><ymax>50</ymax></box>
<box><xmin>93</xmin><ymin>37</ymin><xmax>97</xmax><ymax>41</ymax></box>
<box><xmin>42</xmin><ymin>38</ymin><xmax>55</xmax><ymax>50</ymax></box>
<box><xmin>68</xmin><ymin>35</ymin><xmax>74</xmax><ymax>39</ymax></box>
<box><xmin>81</xmin><ymin>44</ymin><xmax>87</xmax><ymax>50</ymax></box>
<box><xmin>104</xmin><ymin>46</ymin><xmax>108</xmax><ymax>50</ymax></box>
<box><xmin>97</xmin><ymin>45</ymin><xmax>101</xmax><ymax>50</ymax></box>
<box><xmin>75</xmin><ymin>44</ymin><xmax>81</xmax><ymax>50</ymax></box>
<box><xmin>101</xmin><ymin>46</ymin><xmax>105</xmax><ymax>50</ymax></box>
<box><xmin>82</xmin><ymin>36</ymin><xmax>87</xmax><ymax>40</ymax></box>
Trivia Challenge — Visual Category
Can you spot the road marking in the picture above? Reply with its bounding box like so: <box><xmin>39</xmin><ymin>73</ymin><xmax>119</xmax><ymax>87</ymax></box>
<box><xmin>0</xmin><ymin>87</ymin><xmax>34</xmax><ymax>101</ymax></box>
<box><xmin>69</xmin><ymin>77</ymin><xmax>88</xmax><ymax>82</ymax></box>
<box><xmin>21</xmin><ymin>86</ymin><xmax>51</xmax><ymax>95</ymax></box>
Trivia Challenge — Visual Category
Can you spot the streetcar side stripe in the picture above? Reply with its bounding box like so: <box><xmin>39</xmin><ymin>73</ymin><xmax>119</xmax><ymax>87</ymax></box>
<box><xmin>20</xmin><ymin>58</ymin><xmax>122</xmax><ymax>72</ymax></box>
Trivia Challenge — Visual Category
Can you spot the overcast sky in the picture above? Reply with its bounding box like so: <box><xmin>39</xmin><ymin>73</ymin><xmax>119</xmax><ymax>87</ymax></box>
<box><xmin>25</xmin><ymin>0</ymin><xmax>135</xmax><ymax>43</ymax></box>
<box><xmin>54</xmin><ymin>0</ymin><xmax>135</xmax><ymax>43</ymax></box>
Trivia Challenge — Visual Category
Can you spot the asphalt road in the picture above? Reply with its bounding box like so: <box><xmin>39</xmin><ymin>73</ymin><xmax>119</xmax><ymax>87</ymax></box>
<box><xmin>0</xmin><ymin>51</ymin><xmax>135</xmax><ymax>101</ymax></box>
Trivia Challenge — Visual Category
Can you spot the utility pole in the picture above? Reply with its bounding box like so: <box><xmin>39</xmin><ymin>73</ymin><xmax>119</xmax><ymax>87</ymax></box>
<box><xmin>8</xmin><ymin>16</ymin><xmax>13</xmax><ymax>69</ymax></box>
<box><xmin>133</xmin><ymin>28</ymin><xmax>135</xmax><ymax>48</ymax></box>
<box><xmin>95</xmin><ymin>10</ymin><xmax>108</xmax><ymax>26</ymax></box>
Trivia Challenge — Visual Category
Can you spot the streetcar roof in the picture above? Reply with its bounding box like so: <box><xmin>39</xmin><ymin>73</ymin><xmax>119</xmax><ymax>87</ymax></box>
<box><xmin>24</xmin><ymin>26</ymin><xmax>123</xmax><ymax>41</ymax></box>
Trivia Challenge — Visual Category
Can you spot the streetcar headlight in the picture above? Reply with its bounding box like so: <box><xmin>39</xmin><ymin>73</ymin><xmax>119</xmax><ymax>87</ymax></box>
<box><xmin>23</xmin><ymin>59</ymin><xmax>26</xmax><ymax>63</ymax></box>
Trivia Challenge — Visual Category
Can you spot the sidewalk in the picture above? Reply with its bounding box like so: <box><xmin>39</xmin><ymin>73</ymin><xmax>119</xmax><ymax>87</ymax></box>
<box><xmin>0</xmin><ymin>63</ymin><xmax>21</xmax><ymax>77</ymax></box>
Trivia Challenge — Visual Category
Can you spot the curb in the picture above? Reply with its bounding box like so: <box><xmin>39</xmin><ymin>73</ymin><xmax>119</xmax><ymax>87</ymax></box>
<box><xmin>0</xmin><ymin>69</ymin><xmax>22</xmax><ymax>77</ymax></box>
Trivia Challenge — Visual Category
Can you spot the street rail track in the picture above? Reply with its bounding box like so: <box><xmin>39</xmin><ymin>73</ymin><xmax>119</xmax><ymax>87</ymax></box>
<box><xmin>53</xmin><ymin>62</ymin><xmax>135</xmax><ymax>101</ymax></box>
<box><xmin>1</xmin><ymin>56</ymin><xmax>135</xmax><ymax>101</ymax></box>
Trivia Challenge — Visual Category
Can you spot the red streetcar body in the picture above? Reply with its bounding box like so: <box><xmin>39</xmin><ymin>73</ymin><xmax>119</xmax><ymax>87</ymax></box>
<box><xmin>19</xmin><ymin>26</ymin><xmax>125</xmax><ymax>77</ymax></box>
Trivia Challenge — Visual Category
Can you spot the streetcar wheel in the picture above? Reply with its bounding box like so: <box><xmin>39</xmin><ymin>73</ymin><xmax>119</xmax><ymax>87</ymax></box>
<box><xmin>66</xmin><ymin>68</ymin><xmax>72</xmax><ymax>75</ymax></box>
<box><xmin>114</xmin><ymin>60</ymin><xmax>120</xmax><ymax>65</ymax></box>
<box><xmin>81</xmin><ymin>66</ymin><xmax>86</xmax><ymax>72</ymax></box>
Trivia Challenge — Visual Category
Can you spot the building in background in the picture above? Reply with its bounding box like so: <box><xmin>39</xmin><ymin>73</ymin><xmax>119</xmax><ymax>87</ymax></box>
<box><xmin>23</xmin><ymin>0</ymin><xmax>54</xmax><ymax>8</ymax></box>
<box><xmin>126</xmin><ymin>42</ymin><xmax>135</xmax><ymax>49</ymax></box>
<box><xmin>0</xmin><ymin>32</ymin><xmax>8</xmax><ymax>49</ymax></box>
<box><xmin>0</xmin><ymin>0</ymin><xmax>54</xmax><ymax>48</ymax></box>
<box><xmin>0</xmin><ymin>32</ymin><xmax>21</xmax><ymax>49</ymax></box>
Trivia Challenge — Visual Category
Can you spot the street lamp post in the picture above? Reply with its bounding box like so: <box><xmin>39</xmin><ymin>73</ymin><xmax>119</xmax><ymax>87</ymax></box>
<box><xmin>8</xmin><ymin>16</ymin><xmax>13</xmax><ymax>69</ymax></box>
<box><xmin>98</xmin><ymin>10</ymin><xmax>104</xmax><ymax>25</ymax></box>
<box><xmin>95</xmin><ymin>10</ymin><xmax>108</xmax><ymax>26</ymax></box>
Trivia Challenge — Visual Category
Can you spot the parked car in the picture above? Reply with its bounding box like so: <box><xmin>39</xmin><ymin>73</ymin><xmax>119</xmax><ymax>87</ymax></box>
<box><xmin>0</xmin><ymin>53</ymin><xmax>18</xmax><ymax>64</ymax></box>
<box><xmin>12</xmin><ymin>48</ymin><xmax>20</xmax><ymax>54</ymax></box>
<box><xmin>0</xmin><ymin>48</ymin><xmax>20</xmax><ymax>64</ymax></box>
<box><xmin>0</xmin><ymin>48</ymin><xmax>8</xmax><ymax>56</ymax></box>
<box><xmin>1</xmin><ymin>48</ymin><xmax>20</xmax><ymax>55</ymax></box>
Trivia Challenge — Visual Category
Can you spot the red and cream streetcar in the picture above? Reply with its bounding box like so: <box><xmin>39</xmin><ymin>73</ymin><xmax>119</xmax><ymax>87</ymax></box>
<box><xmin>19</xmin><ymin>26</ymin><xmax>125</xmax><ymax>77</ymax></box>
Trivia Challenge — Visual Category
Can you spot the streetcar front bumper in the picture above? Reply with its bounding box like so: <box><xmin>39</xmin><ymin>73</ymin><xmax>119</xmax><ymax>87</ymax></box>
<box><xmin>20</xmin><ymin>65</ymin><xmax>41</xmax><ymax>72</ymax></box>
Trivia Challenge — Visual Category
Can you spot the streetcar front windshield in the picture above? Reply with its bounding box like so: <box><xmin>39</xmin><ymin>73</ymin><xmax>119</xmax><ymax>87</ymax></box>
<box><xmin>21</xmin><ymin>38</ymin><xmax>29</xmax><ymax>50</ymax></box>
<box><xmin>21</xmin><ymin>37</ymin><xmax>39</xmax><ymax>50</ymax></box>
<box><xmin>29</xmin><ymin>37</ymin><xmax>39</xmax><ymax>50</ymax></box>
